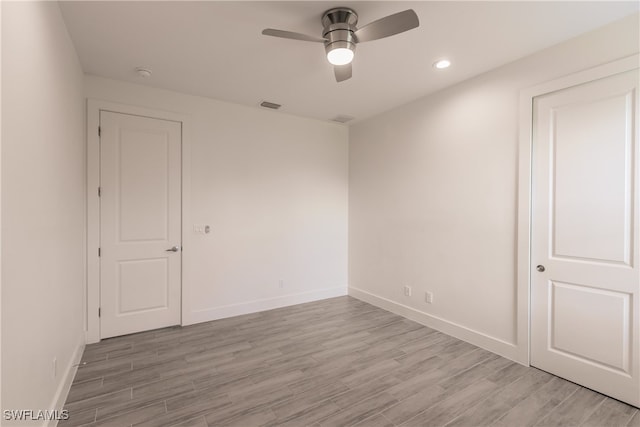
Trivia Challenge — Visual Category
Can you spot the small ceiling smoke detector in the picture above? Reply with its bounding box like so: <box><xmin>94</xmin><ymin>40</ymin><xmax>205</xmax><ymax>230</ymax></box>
<box><xmin>332</xmin><ymin>115</ymin><xmax>355</xmax><ymax>124</ymax></box>
<box><xmin>433</xmin><ymin>59</ymin><xmax>451</xmax><ymax>69</ymax></box>
<box><xmin>259</xmin><ymin>100</ymin><xmax>282</xmax><ymax>110</ymax></box>
<box><xmin>135</xmin><ymin>67</ymin><xmax>152</xmax><ymax>78</ymax></box>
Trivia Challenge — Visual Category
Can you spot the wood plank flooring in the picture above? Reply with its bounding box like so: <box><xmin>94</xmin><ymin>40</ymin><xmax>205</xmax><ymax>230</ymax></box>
<box><xmin>61</xmin><ymin>296</ymin><xmax>639</xmax><ymax>427</ymax></box>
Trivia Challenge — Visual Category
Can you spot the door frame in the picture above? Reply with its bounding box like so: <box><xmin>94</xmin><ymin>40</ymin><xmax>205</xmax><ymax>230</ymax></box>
<box><xmin>86</xmin><ymin>99</ymin><xmax>192</xmax><ymax>344</ymax></box>
<box><xmin>516</xmin><ymin>54</ymin><xmax>639</xmax><ymax>365</ymax></box>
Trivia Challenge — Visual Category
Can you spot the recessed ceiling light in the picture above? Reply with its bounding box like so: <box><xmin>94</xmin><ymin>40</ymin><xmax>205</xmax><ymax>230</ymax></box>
<box><xmin>433</xmin><ymin>59</ymin><xmax>451</xmax><ymax>69</ymax></box>
<box><xmin>135</xmin><ymin>67</ymin><xmax>152</xmax><ymax>78</ymax></box>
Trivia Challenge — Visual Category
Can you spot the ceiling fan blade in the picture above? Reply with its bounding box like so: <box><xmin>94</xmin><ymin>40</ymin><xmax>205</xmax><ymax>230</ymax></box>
<box><xmin>262</xmin><ymin>28</ymin><xmax>326</xmax><ymax>43</ymax></box>
<box><xmin>354</xmin><ymin>9</ymin><xmax>419</xmax><ymax>43</ymax></box>
<box><xmin>334</xmin><ymin>63</ymin><xmax>352</xmax><ymax>82</ymax></box>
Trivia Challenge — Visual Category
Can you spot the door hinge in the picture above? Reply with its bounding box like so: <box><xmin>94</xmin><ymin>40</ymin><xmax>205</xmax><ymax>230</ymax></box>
<box><xmin>98</xmin><ymin>187</ymin><xmax>101</xmax><ymax>197</ymax></box>
<box><xmin>98</xmin><ymin>126</ymin><xmax>101</xmax><ymax>137</ymax></box>
<box><xmin>98</xmin><ymin>307</ymin><xmax>101</xmax><ymax>317</ymax></box>
<box><xmin>98</xmin><ymin>247</ymin><xmax>101</xmax><ymax>257</ymax></box>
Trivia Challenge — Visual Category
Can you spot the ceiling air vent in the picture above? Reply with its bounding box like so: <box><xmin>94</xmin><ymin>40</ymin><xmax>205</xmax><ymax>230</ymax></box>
<box><xmin>332</xmin><ymin>115</ymin><xmax>355</xmax><ymax>124</ymax></box>
<box><xmin>259</xmin><ymin>100</ymin><xmax>282</xmax><ymax>110</ymax></box>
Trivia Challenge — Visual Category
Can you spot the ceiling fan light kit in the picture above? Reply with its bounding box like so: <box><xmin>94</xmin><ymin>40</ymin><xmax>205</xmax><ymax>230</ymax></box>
<box><xmin>262</xmin><ymin>7</ymin><xmax>419</xmax><ymax>82</ymax></box>
<box><xmin>326</xmin><ymin>46</ymin><xmax>355</xmax><ymax>66</ymax></box>
<box><xmin>323</xmin><ymin>8</ymin><xmax>357</xmax><ymax>66</ymax></box>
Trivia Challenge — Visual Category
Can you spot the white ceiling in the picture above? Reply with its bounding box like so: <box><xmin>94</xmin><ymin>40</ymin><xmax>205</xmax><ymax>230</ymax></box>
<box><xmin>59</xmin><ymin>1</ymin><xmax>639</xmax><ymax>123</ymax></box>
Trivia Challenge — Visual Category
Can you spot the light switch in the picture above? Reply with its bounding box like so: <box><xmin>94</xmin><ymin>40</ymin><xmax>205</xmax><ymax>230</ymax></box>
<box><xmin>193</xmin><ymin>225</ymin><xmax>210</xmax><ymax>234</ymax></box>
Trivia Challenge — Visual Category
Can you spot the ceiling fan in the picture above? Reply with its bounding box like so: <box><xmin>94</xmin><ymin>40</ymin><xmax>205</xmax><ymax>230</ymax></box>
<box><xmin>262</xmin><ymin>8</ymin><xmax>419</xmax><ymax>82</ymax></box>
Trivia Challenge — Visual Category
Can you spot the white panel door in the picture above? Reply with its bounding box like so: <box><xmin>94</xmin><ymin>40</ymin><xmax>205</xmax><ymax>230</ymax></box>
<box><xmin>100</xmin><ymin>111</ymin><xmax>182</xmax><ymax>339</ymax></box>
<box><xmin>531</xmin><ymin>69</ymin><xmax>639</xmax><ymax>407</ymax></box>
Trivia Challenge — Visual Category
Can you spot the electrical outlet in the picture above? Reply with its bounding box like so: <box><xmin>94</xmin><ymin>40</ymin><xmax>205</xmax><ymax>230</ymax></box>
<box><xmin>403</xmin><ymin>286</ymin><xmax>412</xmax><ymax>297</ymax></box>
<box><xmin>425</xmin><ymin>291</ymin><xmax>434</xmax><ymax>304</ymax></box>
<box><xmin>52</xmin><ymin>358</ymin><xmax>57</xmax><ymax>379</ymax></box>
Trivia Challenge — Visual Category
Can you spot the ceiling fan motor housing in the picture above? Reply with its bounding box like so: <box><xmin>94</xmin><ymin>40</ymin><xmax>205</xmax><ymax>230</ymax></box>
<box><xmin>322</xmin><ymin>8</ymin><xmax>358</xmax><ymax>57</ymax></box>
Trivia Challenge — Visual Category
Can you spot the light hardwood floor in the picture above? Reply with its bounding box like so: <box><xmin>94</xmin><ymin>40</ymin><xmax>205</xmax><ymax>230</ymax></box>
<box><xmin>61</xmin><ymin>296</ymin><xmax>639</xmax><ymax>427</ymax></box>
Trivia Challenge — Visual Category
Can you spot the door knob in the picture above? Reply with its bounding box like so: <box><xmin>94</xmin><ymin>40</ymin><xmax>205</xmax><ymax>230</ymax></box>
<box><xmin>165</xmin><ymin>246</ymin><xmax>181</xmax><ymax>252</ymax></box>
<box><xmin>536</xmin><ymin>265</ymin><xmax>545</xmax><ymax>272</ymax></box>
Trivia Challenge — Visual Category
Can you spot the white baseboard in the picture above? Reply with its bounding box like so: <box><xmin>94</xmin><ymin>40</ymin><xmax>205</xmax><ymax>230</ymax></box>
<box><xmin>348</xmin><ymin>286</ymin><xmax>525</xmax><ymax>364</ymax></box>
<box><xmin>48</xmin><ymin>337</ymin><xmax>85</xmax><ymax>427</ymax></box>
<box><xmin>184</xmin><ymin>286</ymin><xmax>348</xmax><ymax>325</ymax></box>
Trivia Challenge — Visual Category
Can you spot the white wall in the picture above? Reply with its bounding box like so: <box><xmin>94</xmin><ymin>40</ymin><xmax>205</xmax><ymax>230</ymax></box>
<box><xmin>1</xmin><ymin>1</ymin><xmax>85</xmax><ymax>424</ymax></box>
<box><xmin>84</xmin><ymin>76</ymin><xmax>349</xmax><ymax>327</ymax></box>
<box><xmin>349</xmin><ymin>13</ymin><xmax>639</xmax><ymax>362</ymax></box>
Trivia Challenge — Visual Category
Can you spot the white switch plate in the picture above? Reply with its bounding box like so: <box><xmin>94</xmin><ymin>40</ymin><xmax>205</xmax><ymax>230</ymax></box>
<box><xmin>403</xmin><ymin>286</ymin><xmax>412</xmax><ymax>297</ymax></box>
<box><xmin>193</xmin><ymin>225</ymin><xmax>210</xmax><ymax>234</ymax></box>
<box><xmin>426</xmin><ymin>292</ymin><xmax>434</xmax><ymax>304</ymax></box>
